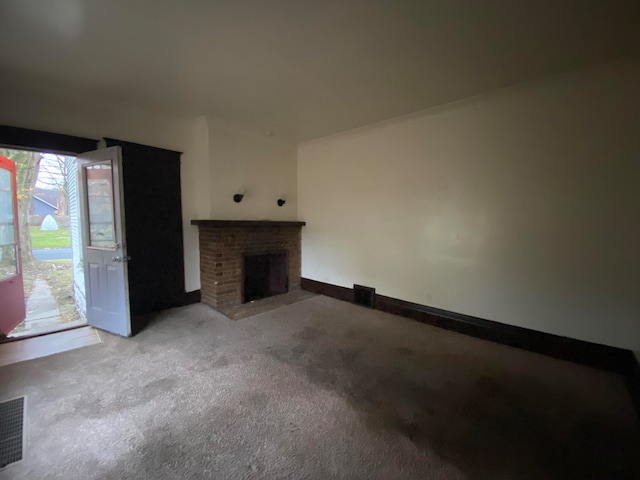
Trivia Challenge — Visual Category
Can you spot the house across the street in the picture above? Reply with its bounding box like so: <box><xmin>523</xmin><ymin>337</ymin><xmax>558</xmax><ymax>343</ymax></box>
<box><xmin>31</xmin><ymin>195</ymin><xmax>58</xmax><ymax>226</ymax></box>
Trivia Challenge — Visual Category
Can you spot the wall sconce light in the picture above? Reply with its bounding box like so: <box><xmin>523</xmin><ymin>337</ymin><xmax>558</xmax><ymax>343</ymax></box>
<box><xmin>233</xmin><ymin>193</ymin><xmax>244</xmax><ymax>203</ymax></box>
<box><xmin>277</xmin><ymin>197</ymin><xmax>286</xmax><ymax>207</ymax></box>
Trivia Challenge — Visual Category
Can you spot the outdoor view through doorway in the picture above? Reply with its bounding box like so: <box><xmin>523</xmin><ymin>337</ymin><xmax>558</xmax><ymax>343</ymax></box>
<box><xmin>0</xmin><ymin>148</ymin><xmax>85</xmax><ymax>338</ymax></box>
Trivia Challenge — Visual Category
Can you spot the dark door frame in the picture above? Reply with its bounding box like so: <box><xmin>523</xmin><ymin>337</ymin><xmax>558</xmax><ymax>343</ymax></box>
<box><xmin>0</xmin><ymin>126</ymin><xmax>190</xmax><ymax>336</ymax></box>
<box><xmin>0</xmin><ymin>125</ymin><xmax>98</xmax><ymax>155</ymax></box>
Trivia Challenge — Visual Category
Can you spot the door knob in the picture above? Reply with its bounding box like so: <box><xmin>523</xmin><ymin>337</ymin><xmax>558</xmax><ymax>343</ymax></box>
<box><xmin>112</xmin><ymin>256</ymin><xmax>122</xmax><ymax>262</ymax></box>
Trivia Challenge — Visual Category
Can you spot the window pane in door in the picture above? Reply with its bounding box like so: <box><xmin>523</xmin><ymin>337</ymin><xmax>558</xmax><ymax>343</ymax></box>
<box><xmin>0</xmin><ymin>168</ymin><xmax>10</xmax><ymax>190</ymax></box>
<box><xmin>85</xmin><ymin>163</ymin><xmax>116</xmax><ymax>248</ymax></box>
<box><xmin>0</xmin><ymin>168</ymin><xmax>17</xmax><ymax>279</ymax></box>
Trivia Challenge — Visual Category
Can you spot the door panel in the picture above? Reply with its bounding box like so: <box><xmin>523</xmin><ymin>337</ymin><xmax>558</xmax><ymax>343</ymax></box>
<box><xmin>88</xmin><ymin>262</ymin><xmax>100</xmax><ymax>308</ymax></box>
<box><xmin>106</xmin><ymin>265</ymin><xmax>120</xmax><ymax>311</ymax></box>
<box><xmin>0</xmin><ymin>156</ymin><xmax>25</xmax><ymax>335</ymax></box>
<box><xmin>78</xmin><ymin>147</ymin><xmax>131</xmax><ymax>337</ymax></box>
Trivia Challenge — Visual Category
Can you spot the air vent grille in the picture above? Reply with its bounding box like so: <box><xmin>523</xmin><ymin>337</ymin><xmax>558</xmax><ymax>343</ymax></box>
<box><xmin>0</xmin><ymin>396</ymin><xmax>25</xmax><ymax>469</ymax></box>
<box><xmin>353</xmin><ymin>284</ymin><xmax>376</xmax><ymax>309</ymax></box>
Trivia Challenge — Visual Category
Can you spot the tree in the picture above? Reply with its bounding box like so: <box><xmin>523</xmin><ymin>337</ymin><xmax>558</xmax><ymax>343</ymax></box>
<box><xmin>0</xmin><ymin>148</ymin><xmax>41</xmax><ymax>264</ymax></box>
<box><xmin>37</xmin><ymin>154</ymin><xmax>73</xmax><ymax>215</ymax></box>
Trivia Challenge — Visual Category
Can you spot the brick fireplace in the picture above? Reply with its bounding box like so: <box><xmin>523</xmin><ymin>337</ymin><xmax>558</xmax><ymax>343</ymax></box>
<box><xmin>191</xmin><ymin>220</ymin><xmax>306</xmax><ymax>309</ymax></box>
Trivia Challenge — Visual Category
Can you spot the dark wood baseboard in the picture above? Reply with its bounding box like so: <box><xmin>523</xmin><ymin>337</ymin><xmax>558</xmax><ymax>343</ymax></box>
<box><xmin>301</xmin><ymin>278</ymin><xmax>353</xmax><ymax>302</ymax></box>
<box><xmin>301</xmin><ymin>277</ymin><xmax>640</xmax><ymax>416</ymax></box>
<box><xmin>185</xmin><ymin>290</ymin><xmax>202</xmax><ymax>305</ymax></box>
<box><xmin>375</xmin><ymin>294</ymin><xmax>633</xmax><ymax>373</ymax></box>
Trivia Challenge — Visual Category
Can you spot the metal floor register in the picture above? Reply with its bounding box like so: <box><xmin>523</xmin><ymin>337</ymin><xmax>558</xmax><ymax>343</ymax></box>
<box><xmin>0</xmin><ymin>396</ymin><xmax>25</xmax><ymax>469</ymax></box>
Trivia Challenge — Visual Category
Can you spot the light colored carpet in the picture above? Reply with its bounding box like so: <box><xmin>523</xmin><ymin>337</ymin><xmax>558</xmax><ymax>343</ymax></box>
<box><xmin>0</xmin><ymin>295</ymin><xmax>638</xmax><ymax>479</ymax></box>
<box><xmin>218</xmin><ymin>290</ymin><xmax>316</xmax><ymax>320</ymax></box>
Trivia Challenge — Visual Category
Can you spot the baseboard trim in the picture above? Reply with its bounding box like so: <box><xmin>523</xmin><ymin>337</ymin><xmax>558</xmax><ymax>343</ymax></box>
<box><xmin>301</xmin><ymin>277</ymin><xmax>640</xmax><ymax>415</ymax></box>
<box><xmin>301</xmin><ymin>278</ymin><xmax>352</xmax><ymax>302</ymax></box>
<box><xmin>184</xmin><ymin>290</ymin><xmax>202</xmax><ymax>305</ymax></box>
<box><xmin>375</xmin><ymin>294</ymin><xmax>632</xmax><ymax>372</ymax></box>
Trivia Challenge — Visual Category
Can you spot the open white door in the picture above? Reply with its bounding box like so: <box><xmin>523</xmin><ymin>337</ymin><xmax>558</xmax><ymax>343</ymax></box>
<box><xmin>77</xmin><ymin>147</ymin><xmax>131</xmax><ymax>336</ymax></box>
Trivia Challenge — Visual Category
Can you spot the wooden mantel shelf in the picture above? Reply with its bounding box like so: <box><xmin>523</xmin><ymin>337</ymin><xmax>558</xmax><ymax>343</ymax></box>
<box><xmin>191</xmin><ymin>219</ymin><xmax>306</xmax><ymax>228</ymax></box>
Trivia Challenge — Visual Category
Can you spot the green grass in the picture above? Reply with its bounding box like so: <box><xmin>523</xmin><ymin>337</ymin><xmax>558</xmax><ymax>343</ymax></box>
<box><xmin>29</xmin><ymin>226</ymin><xmax>71</xmax><ymax>249</ymax></box>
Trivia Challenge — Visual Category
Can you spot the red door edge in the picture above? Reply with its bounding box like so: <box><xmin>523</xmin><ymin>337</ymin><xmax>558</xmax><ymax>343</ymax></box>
<box><xmin>0</xmin><ymin>155</ymin><xmax>26</xmax><ymax>336</ymax></box>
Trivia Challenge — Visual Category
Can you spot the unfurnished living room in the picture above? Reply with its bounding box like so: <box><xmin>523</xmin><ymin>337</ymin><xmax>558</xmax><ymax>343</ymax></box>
<box><xmin>0</xmin><ymin>1</ymin><xmax>639</xmax><ymax>479</ymax></box>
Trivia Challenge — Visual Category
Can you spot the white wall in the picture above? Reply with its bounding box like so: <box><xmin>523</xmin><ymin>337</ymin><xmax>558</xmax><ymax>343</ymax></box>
<box><xmin>298</xmin><ymin>60</ymin><xmax>640</xmax><ymax>351</ymax></box>
<box><xmin>0</xmin><ymin>79</ymin><xmax>207</xmax><ymax>292</ymax></box>
<box><xmin>208</xmin><ymin>118</ymin><xmax>297</xmax><ymax>221</ymax></box>
<box><xmin>0</xmin><ymin>79</ymin><xmax>299</xmax><ymax>293</ymax></box>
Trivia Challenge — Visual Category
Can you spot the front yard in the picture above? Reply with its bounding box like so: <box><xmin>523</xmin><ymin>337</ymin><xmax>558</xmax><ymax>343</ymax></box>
<box><xmin>29</xmin><ymin>226</ymin><xmax>71</xmax><ymax>249</ymax></box>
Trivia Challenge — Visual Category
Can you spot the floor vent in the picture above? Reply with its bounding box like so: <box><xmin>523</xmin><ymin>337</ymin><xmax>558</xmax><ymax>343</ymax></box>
<box><xmin>0</xmin><ymin>396</ymin><xmax>25</xmax><ymax>469</ymax></box>
<box><xmin>353</xmin><ymin>285</ymin><xmax>376</xmax><ymax>309</ymax></box>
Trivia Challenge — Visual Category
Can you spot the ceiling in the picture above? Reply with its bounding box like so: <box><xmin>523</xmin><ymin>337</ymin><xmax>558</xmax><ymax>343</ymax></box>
<box><xmin>0</xmin><ymin>0</ymin><xmax>636</xmax><ymax>141</ymax></box>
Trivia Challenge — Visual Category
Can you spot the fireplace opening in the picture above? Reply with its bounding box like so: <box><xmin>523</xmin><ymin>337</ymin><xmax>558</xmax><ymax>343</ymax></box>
<box><xmin>243</xmin><ymin>252</ymin><xmax>288</xmax><ymax>303</ymax></box>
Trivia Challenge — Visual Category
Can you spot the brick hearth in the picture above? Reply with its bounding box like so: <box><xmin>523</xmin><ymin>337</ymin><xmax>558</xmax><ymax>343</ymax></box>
<box><xmin>191</xmin><ymin>220</ymin><xmax>306</xmax><ymax>309</ymax></box>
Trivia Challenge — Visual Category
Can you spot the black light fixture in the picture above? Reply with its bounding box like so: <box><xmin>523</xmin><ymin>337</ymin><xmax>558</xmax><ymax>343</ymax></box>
<box><xmin>277</xmin><ymin>198</ymin><xmax>286</xmax><ymax>207</ymax></box>
<box><xmin>233</xmin><ymin>193</ymin><xmax>244</xmax><ymax>203</ymax></box>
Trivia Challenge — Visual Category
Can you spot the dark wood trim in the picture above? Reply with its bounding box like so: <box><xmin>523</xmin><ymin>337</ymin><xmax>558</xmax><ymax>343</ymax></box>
<box><xmin>301</xmin><ymin>278</ymin><xmax>353</xmax><ymax>303</ymax></box>
<box><xmin>191</xmin><ymin>219</ymin><xmax>306</xmax><ymax>228</ymax></box>
<box><xmin>301</xmin><ymin>277</ymin><xmax>640</xmax><ymax>418</ymax></box>
<box><xmin>375</xmin><ymin>294</ymin><xmax>634</xmax><ymax>373</ymax></box>
<box><xmin>184</xmin><ymin>290</ymin><xmax>201</xmax><ymax>305</ymax></box>
<box><xmin>301</xmin><ymin>277</ymin><xmax>633</xmax><ymax>373</ymax></box>
<box><xmin>104</xmin><ymin>138</ymin><xmax>182</xmax><ymax>157</ymax></box>
<box><xmin>105</xmin><ymin>138</ymin><xmax>185</xmax><ymax>320</ymax></box>
<box><xmin>0</xmin><ymin>323</ymin><xmax>87</xmax><ymax>344</ymax></box>
<box><xmin>0</xmin><ymin>125</ymin><xmax>98</xmax><ymax>154</ymax></box>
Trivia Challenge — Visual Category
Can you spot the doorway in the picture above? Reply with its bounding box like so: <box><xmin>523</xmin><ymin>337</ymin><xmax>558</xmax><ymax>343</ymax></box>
<box><xmin>0</xmin><ymin>148</ymin><xmax>86</xmax><ymax>338</ymax></box>
<box><xmin>1</xmin><ymin>127</ymin><xmax>188</xmax><ymax>340</ymax></box>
